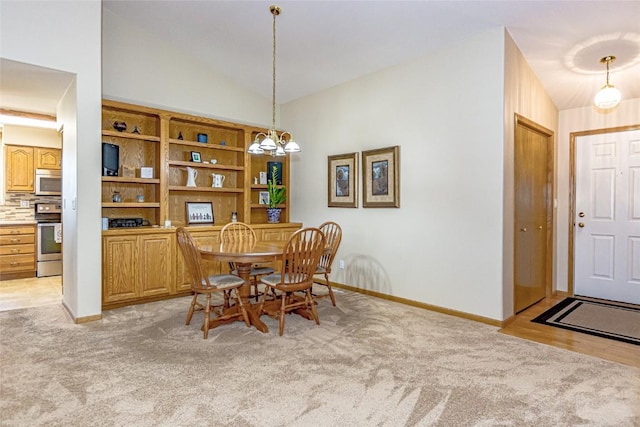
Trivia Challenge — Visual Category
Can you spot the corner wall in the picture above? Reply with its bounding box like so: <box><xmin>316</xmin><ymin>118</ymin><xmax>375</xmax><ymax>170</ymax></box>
<box><xmin>282</xmin><ymin>28</ymin><xmax>506</xmax><ymax>320</ymax></box>
<box><xmin>0</xmin><ymin>1</ymin><xmax>102</xmax><ymax>318</ymax></box>
<box><xmin>503</xmin><ymin>31</ymin><xmax>559</xmax><ymax>317</ymax></box>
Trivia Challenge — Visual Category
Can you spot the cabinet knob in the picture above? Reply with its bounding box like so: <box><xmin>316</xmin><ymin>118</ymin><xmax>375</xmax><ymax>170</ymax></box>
<box><xmin>520</xmin><ymin>228</ymin><xmax>527</xmax><ymax>232</ymax></box>
<box><xmin>10</xmin><ymin>238</ymin><xmax>21</xmax><ymax>243</ymax></box>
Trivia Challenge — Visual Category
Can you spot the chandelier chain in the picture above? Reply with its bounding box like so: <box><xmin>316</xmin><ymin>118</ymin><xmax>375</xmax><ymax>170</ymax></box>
<box><xmin>271</xmin><ymin>7</ymin><xmax>277</xmax><ymax>129</ymax></box>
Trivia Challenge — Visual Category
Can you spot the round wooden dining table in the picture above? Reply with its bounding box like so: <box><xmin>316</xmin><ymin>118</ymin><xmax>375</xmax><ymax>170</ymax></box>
<box><xmin>199</xmin><ymin>240</ymin><xmax>286</xmax><ymax>333</ymax></box>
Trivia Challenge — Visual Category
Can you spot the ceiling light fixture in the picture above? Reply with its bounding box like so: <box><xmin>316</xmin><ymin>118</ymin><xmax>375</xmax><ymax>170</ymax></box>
<box><xmin>594</xmin><ymin>55</ymin><xmax>622</xmax><ymax>109</ymax></box>
<box><xmin>248</xmin><ymin>5</ymin><xmax>300</xmax><ymax>156</ymax></box>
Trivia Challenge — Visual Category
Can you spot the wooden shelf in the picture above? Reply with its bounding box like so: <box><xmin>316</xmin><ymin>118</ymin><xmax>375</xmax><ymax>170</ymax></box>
<box><xmin>169</xmin><ymin>186</ymin><xmax>244</xmax><ymax>193</ymax></box>
<box><xmin>102</xmin><ymin>202</ymin><xmax>160</xmax><ymax>208</ymax></box>
<box><xmin>102</xmin><ymin>130</ymin><xmax>160</xmax><ymax>142</ymax></box>
<box><xmin>102</xmin><ymin>176</ymin><xmax>160</xmax><ymax>184</ymax></box>
<box><xmin>168</xmin><ymin>138</ymin><xmax>244</xmax><ymax>152</ymax></box>
<box><xmin>168</xmin><ymin>160</ymin><xmax>243</xmax><ymax>171</ymax></box>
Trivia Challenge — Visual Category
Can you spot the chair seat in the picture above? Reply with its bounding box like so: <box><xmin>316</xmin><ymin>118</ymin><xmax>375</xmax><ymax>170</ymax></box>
<box><xmin>261</xmin><ymin>273</ymin><xmax>304</xmax><ymax>286</ymax></box>
<box><xmin>231</xmin><ymin>266</ymin><xmax>275</xmax><ymax>277</ymax></box>
<box><xmin>201</xmin><ymin>274</ymin><xmax>244</xmax><ymax>289</ymax></box>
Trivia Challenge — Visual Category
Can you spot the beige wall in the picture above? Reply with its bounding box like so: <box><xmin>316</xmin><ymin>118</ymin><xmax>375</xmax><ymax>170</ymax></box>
<box><xmin>283</xmin><ymin>28</ymin><xmax>507</xmax><ymax>320</ymax></box>
<box><xmin>503</xmin><ymin>31</ymin><xmax>559</xmax><ymax>317</ymax></box>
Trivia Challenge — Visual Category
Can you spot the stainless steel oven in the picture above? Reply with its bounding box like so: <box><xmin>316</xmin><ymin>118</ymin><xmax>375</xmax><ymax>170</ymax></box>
<box><xmin>35</xmin><ymin>169</ymin><xmax>62</xmax><ymax>196</ymax></box>
<box><xmin>35</xmin><ymin>204</ymin><xmax>62</xmax><ymax>277</ymax></box>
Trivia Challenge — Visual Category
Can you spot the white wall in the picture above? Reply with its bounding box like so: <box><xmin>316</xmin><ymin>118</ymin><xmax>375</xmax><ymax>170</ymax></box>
<box><xmin>282</xmin><ymin>28</ymin><xmax>506</xmax><ymax>320</ymax></box>
<box><xmin>556</xmin><ymin>98</ymin><xmax>640</xmax><ymax>292</ymax></box>
<box><xmin>1</xmin><ymin>1</ymin><xmax>102</xmax><ymax>319</ymax></box>
<box><xmin>102</xmin><ymin>8</ymin><xmax>272</xmax><ymax>127</ymax></box>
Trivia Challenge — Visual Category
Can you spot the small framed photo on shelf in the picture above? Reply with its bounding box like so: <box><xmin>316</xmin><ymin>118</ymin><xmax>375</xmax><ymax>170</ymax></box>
<box><xmin>190</xmin><ymin>151</ymin><xmax>201</xmax><ymax>162</ymax></box>
<box><xmin>362</xmin><ymin>146</ymin><xmax>400</xmax><ymax>208</ymax></box>
<box><xmin>259</xmin><ymin>191</ymin><xmax>270</xmax><ymax>205</ymax></box>
<box><xmin>186</xmin><ymin>202</ymin><xmax>214</xmax><ymax>224</ymax></box>
<box><xmin>328</xmin><ymin>152</ymin><xmax>358</xmax><ymax>208</ymax></box>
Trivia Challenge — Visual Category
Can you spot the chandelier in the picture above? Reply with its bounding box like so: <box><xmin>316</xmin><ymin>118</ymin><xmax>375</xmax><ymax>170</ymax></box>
<box><xmin>593</xmin><ymin>55</ymin><xmax>622</xmax><ymax>109</ymax></box>
<box><xmin>248</xmin><ymin>5</ymin><xmax>300</xmax><ymax>156</ymax></box>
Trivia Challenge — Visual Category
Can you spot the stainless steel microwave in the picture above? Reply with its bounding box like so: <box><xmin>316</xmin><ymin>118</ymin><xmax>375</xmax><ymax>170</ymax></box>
<box><xmin>35</xmin><ymin>169</ymin><xmax>62</xmax><ymax>195</ymax></box>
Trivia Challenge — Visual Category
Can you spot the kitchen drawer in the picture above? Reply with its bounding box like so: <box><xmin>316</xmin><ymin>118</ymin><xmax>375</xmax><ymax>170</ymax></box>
<box><xmin>0</xmin><ymin>254</ymin><xmax>36</xmax><ymax>272</ymax></box>
<box><xmin>0</xmin><ymin>243</ymin><xmax>35</xmax><ymax>256</ymax></box>
<box><xmin>0</xmin><ymin>226</ymin><xmax>35</xmax><ymax>236</ymax></box>
<box><xmin>0</xmin><ymin>234</ymin><xmax>35</xmax><ymax>246</ymax></box>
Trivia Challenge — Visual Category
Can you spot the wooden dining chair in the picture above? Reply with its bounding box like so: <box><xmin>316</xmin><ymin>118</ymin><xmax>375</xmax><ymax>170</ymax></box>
<box><xmin>312</xmin><ymin>221</ymin><xmax>342</xmax><ymax>306</ymax></box>
<box><xmin>176</xmin><ymin>227</ymin><xmax>250</xmax><ymax>339</ymax></box>
<box><xmin>220</xmin><ymin>222</ymin><xmax>275</xmax><ymax>301</ymax></box>
<box><xmin>258</xmin><ymin>227</ymin><xmax>326</xmax><ymax>336</ymax></box>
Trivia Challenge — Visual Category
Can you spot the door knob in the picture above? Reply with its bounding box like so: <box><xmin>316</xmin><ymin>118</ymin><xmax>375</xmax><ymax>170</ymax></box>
<box><xmin>578</xmin><ymin>222</ymin><xmax>585</xmax><ymax>228</ymax></box>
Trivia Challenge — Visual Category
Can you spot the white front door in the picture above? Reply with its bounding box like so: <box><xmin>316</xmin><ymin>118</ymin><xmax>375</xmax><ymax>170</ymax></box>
<box><xmin>574</xmin><ymin>129</ymin><xmax>640</xmax><ymax>304</ymax></box>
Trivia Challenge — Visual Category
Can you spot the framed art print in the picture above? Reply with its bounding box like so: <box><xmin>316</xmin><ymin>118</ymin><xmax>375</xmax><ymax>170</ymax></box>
<box><xmin>186</xmin><ymin>202</ymin><xmax>214</xmax><ymax>224</ymax></box>
<box><xmin>328</xmin><ymin>152</ymin><xmax>358</xmax><ymax>208</ymax></box>
<box><xmin>362</xmin><ymin>146</ymin><xmax>400</xmax><ymax>208</ymax></box>
<box><xmin>190</xmin><ymin>151</ymin><xmax>201</xmax><ymax>162</ymax></box>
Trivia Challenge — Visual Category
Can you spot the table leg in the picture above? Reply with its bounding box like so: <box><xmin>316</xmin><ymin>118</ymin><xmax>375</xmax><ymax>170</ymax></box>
<box><xmin>235</xmin><ymin>262</ymin><xmax>269</xmax><ymax>333</ymax></box>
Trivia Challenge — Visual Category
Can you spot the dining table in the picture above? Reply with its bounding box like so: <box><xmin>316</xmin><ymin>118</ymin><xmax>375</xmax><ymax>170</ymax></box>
<box><xmin>199</xmin><ymin>240</ymin><xmax>312</xmax><ymax>333</ymax></box>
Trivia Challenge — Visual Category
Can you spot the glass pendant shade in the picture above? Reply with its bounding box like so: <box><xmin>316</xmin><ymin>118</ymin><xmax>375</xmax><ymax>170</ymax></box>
<box><xmin>259</xmin><ymin>135</ymin><xmax>277</xmax><ymax>151</ymax></box>
<box><xmin>284</xmin><ymin>140</ymin><xmax>301</xmax><ymax>153</ymax></box>
<box><xmin>594</xmin><ymin>85</ymin><xmax>622</xmax><ymax>109</ymax></box>
<box><xmin>274</xmin><ymin>146</ymin><xmax>286</xmax><ymax>156</ymax></box>
<box><xmin>248</xmin><ymin>142</ymin><xmax>264</xmax><ymax>154</ymax></box>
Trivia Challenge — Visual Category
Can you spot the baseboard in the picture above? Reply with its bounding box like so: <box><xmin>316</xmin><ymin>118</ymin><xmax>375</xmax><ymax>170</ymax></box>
<box><xmin>325</xmin><ymin>280</ymin><xmax>503</xmax><ymax>327</ymax></box>
<box><xmin>62</xmin><ymin>300</ymin><xmax>102</xmax><ymax>324</ymax></box>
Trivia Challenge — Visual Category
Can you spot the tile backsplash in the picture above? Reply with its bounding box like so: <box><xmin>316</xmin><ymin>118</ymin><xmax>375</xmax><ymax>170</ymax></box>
<box><xmin>0</xmin><ymin>193</ymin><xmax>62</xmax><ymax>221</ymax></box>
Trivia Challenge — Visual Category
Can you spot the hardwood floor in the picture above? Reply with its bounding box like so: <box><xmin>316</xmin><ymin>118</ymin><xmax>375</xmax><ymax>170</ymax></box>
<box><xmin>1</xmin><ymin>280</ymin><xmax>637</xmax><ymax>368</ymax></box>
<box><xmin>499</xmin><ymin>296</ymin><xmax>640</xmax><ymax>368</ymax></box>
<box><xmin>0</xmin><ymin>276</ymin><xmax>62</xmax><ymax>311</ymax></box>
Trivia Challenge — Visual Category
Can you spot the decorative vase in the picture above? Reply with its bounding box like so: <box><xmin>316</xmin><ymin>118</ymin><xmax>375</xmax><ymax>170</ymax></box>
<box><xmin>266</xmin><ymin>208</ymin><xmax>281</xmax><ymax>223</ymax></box>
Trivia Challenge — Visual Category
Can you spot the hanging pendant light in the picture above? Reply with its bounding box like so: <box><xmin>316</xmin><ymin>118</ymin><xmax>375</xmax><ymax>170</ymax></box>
<box><xmin>594</xmin><ymin>55</ymin><xmax>622</xmax><ymax>109</ymax></box>
<box><xmin>249</xmin><ymin>5</ymin><xmax>301</xmax><ymax>155</ymax></box>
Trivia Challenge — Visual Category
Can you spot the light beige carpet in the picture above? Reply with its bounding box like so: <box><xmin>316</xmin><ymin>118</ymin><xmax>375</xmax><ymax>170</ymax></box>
<box><xmin>1</xmin><ymin>289</ymin><xmax>639</xmax><ymax>426</ymax></box>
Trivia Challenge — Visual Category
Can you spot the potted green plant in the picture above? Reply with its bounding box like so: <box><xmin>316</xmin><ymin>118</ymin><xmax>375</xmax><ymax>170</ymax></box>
<box><xmin>266</xmin><ymin>164</ymin><xmax>286</xmax><ymax>223</ymax></box>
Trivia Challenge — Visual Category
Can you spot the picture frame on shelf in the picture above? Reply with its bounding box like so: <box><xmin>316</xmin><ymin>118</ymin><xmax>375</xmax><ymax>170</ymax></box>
<box><xmin>186</xmin><ymin>202</ymin><xmax>214</xmax><ymax>224</ymax></box>
<box><xmin>362</xmin><ymin>146</ymin><xmax>400</xmax><ymax>208</ymax></box>
<box><xmin>328</xmin><ymin>152</ymin><xmax>358</xmax><ymax>208</ymax></box>
<box><xmin>259</xmin><ymin>191</ymin><xmax>270</xmax><ymax>205</ymax></box>
<box><xmin>190</xmin><ymin>151</ymin><xmax>201</xmax><ymax>162</ymax></box>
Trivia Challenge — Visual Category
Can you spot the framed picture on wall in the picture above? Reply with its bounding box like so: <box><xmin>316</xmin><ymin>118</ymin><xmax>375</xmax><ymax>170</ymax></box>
<box><xmin>328</xmin><ymin>152</ymin><xmax>358</xmax><ymax>208</ymax></box>
<box><xmin>186</xmin><ymin>202</ymin><xmax>214</xmax><ymax>224</ymax></box>
<box><xmin>362</xmin><ymin>146</ymin><xmax>400</xmax><ymax>208</ymax></box>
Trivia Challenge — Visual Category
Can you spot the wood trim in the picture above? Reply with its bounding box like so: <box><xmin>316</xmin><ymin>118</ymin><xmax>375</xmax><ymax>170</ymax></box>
<box><xmin>0</xmin><ymin>108</ymin><xmax>56</xmax><ymax>122</ymax></box>
<box><xmin>568</xmin><ymin>124</ymin><xmax>640</xmax><ymax>296</ymax></box>
<box><xmin>329</xmin><ymin>281</ymin><xmax>503</xmax><ymax>327</ymax></box>
<box><xmin>61</xmin><ymin>300</ymin><xmax>103</xmax><ymax>324</ymax></box>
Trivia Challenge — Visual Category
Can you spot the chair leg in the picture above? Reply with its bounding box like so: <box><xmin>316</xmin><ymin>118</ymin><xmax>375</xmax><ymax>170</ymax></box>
<box><xmin>324</xmin><ymin>273</ymin><xmax>336</xmax><ymax>306</ymax></box>
<box><xmin>186</xmin><ymin>293</ymin><xmax>198</xmax><ymax>325</ymax></box>
<box><xmin>307</xmin><ymin>289</ymin><xmax>320</xmax><ymax>325</ymax></box>
<box><xmin>203</xmin><ymin>294</ymin><xmax>212</xmax><ymax>339</ymax></box>
<box><xmin>279</xmin><ymin>292</ymin><xmax>287</xmax><ymax>336</ymax></box>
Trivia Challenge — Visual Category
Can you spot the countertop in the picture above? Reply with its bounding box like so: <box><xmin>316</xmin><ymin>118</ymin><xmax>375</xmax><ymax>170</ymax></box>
<box><xmin>0</xmin><ymin>220</ymin><xmax>38</xmax><ymax>226</ymax></box>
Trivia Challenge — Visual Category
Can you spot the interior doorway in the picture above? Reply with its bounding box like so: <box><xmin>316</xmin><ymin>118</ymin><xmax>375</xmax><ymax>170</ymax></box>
<box><xmin>570</xmin><ymin>126</ymin><xmax>640</xmax><ymax>304</ymax></box>
<box><xmin>514</xmin><ymin>114</ymin><xmax>554</xmax><ymax>313</ymax></box>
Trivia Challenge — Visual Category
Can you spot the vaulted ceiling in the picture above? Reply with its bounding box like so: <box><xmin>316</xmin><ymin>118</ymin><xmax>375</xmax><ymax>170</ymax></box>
<box><xmin>2</xmin><ymin>1</ymin><xmax>639</xmax><ymax>116</ymax></box>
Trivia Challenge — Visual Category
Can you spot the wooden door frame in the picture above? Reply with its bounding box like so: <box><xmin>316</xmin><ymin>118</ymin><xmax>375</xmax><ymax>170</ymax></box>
<box><xmin>568</xmin><ymin>124</ymin><xmax>640</xmax><ymax>296</ymax></box>
<box><xmin>514</xmin><ymin>114</ymin><xmax>555</xmax><ymax>312</ymax></box>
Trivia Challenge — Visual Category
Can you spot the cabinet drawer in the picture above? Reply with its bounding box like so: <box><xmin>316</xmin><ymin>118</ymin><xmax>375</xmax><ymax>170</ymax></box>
<box><xmin>0</xmin><ymin>243</ymin><xmax>35</xmax><ymax>255</ymax></box>
<box><xmin>0</xmin><ymin>254</ymin><xmax>36</xmax><ymax>272</ymax></box>
<box><xmin>0</xmin><ymin>234</ymin><xmax>35</xmax><ymax>245</ymax></box>
<box><xmin>0</xmin><ymin>226</ymin><xmax>35</xmax><ymax>236</ymax></box>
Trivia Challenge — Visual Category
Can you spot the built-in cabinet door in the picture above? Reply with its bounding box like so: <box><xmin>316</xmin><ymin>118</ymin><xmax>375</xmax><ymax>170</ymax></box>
<box><xmin>102</xmin><ymin>235</ymin><xmax>138</xmax><ymax>303</ymax></box>
<box><xmin>139</xmin><ymin>234</ymin><xmax>173</xmax><ymax>297</ymax></box>
<box><xmin>35</xmin><ymin>147</ymin><xmax>61</xmax><ymax>169</ymax></box>
<box><xmin>5</xmin><ymin>146</ymin><xmax>34</xmax><ymax>192</ymax></box>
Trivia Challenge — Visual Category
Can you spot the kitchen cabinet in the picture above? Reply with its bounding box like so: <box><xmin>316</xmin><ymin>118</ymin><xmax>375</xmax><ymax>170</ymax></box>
<box><xmin>35</xmin><ymin>147</ymin><xmax>61</xmax><ymax>169</ymax></box>
<box><xmin>0</xmin><ymin>224</ymin><xmax>36</xmax><ymax>280</ymax></box>
<box><xmin>5</xmin><ymin>146</ymin><xmax>34</xmax><ymax>192</ymax></box>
